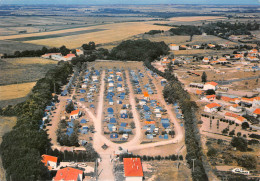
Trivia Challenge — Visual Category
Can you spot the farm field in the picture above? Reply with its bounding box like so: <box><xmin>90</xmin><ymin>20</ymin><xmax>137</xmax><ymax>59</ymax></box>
<box><xmin>0</xmin><ymin>82</ymin><xmax>36</xmax><ymax>101</ymax></box>
<box><xmin>0</xmin><ymin>40</ymin><xmax>45</xmax><ymax>54</ymax></box>
<box><xmin>0</xmin><ymin>57</ymin><xmax>57</xmax><ymax>85</ymax></box>
<box><xmin>0</xmin><ymin>22</ymin><xmax>171</xmax><ymax>49</ymax></box>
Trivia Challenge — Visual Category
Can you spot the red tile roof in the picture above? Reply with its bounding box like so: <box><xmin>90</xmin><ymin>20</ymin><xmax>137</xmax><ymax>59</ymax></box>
<box><xmin>205</xmin><ymin>82</ymin><xmax>218</xmax><ymax>86</ymax></box>
<box><xmin>221</xmin><ymin>96</ymin><xmax>232</xmax><ymax>102</ymax></box>
<box><xmin>54</xmin><ymin>167</ymin><xmax>83</xmax><ymax>181</ymax></box>
<box><xmin>206</xmin><ymin>95</ymin><xmax>216</xmax><ymax>99</ymax></box>
<box><xmin>225</xmin><ymin>112</ymin><xmax>246</xmax><ymax>122</ymax></box>
<box><xmin>41</xmin><ymin>154</ymin><xmax>57</xmax><ymax>166</ymax></box>
<box><xmin>124</xmin><ymin>158</ymin><xmax>143</xmax><ymax>177</ymax></box>
<box><xmin>70</xmin><ymin>109</ymin><xmax>80</xmax><ymax>116</ymax></box>
<box><xmin>205</xmin><ymin>103</ymin><xmax>221</xmax><ymax>109</ymax></box>
<box><xmin>253</xmin><ymin>108</ymin><xmax>260</xmax><ymax>115</ymax></box>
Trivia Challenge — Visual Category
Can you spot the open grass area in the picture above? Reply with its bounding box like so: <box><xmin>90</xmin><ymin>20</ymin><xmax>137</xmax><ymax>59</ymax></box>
<box><xmin>0</xmin><ymin>57</ymin><xmax>57</xmax><ymax>85</ymax></box>
<box><xmin>0</xmin><ymin>82</ymin><xmax>36</xmax><ymax>101</ymax></box>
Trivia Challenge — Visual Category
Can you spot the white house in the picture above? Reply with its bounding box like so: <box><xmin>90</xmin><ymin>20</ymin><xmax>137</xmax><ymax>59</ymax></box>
<box><xmin>139</xmin><ymin>99</ymin><xmax>147</xmax><ymax>106</ymax></box>
<box><xmin>53</xmin><ymin>167</ymin><xmax>83</xmax><ymax>181</ymax></box>
<box><xmin>203</xmin><ymin>82</ymin><xmax>218</xmax><ymax>91</ymax></box>
<box><xmin>204</xmin><ymin>103</ymin><xmax>221</xmax><ymax>113</ymax></box>
<box><xmin>252</xmin><ymin>97</ymin><xmax>260</xmax><ymax>107</ymax></box>
<box><xmin>229</xmin><ymin>104</ymin><xmax>243</xmax><ymax>113</ymax></box>
<box><xmin>124</xmin><ymin>158</ymin><xmax>143</xmax><ymax>181</ymax></box>
<box><xmin>41</xmin><ymin>154</ymin><xmax>58</xmax><ymax>170</ymax></box>
<box><xmin>70</xmin><ymin>109</ymin><xmax>81</xmax><ymax>120</ymax></box>
<box><xmin>169</xmin><ymin>44</ymin><xmax>179</xmax><ymax>51</ymax></box>
<box><xmin>76</xmin><ymin>49</ymin><xmax>84</xmax><ymax>56</ymax></box>
<box><xmin>202</xmin><ymin>57</ymin><xmax>210</xmax><ymax>63</ymax></box>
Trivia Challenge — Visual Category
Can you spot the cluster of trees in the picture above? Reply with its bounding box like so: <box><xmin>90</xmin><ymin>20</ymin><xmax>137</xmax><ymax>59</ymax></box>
<box><xmin>119</xmin><ymin>153</ymin><xmax>183</xmax><ymax>162</ymax></box>
<box><xmin>202</xmin><ymin>21</ymin><xmax>259</xmax><ymax>38</ymax></box>
<box><xmin>231</xmin><ymin>136</ymin><xmax>248</xmax><ymax>151</ymax></box>
<box><xmin>5</xmin><ymin>46</ymin><xmax>71</xmax><ymax>58</ymax></box>
<box><xmin>145</xmin><ymin>61</ymin><xmax>208</xmax><ymax>181</ymax></box>
<box><xmin>46</xmin><ymin>144</ymin><xmax>98</xmax><ymax>163</ymax></box>
<box><xmin>169</xmin><ymin>25</ymin><xmax>201</xmax><ymax>36</ymax></box>
<box><xmin>109</xmin><ymin>39</ymin><xmax>169</xmax><ymax>62</ymax></box>
<box><xmin>56</xmin><ymin>119</ymin><xmax>80</xmax><ymax>147</ymax></box>
<box><xmin>0</xmin><ymin>61</ymin><xmax>73</xmax><ymax>180</ymax></box>
<box><xmin>145</xmin><ymin>30</ymin><xmax>164</xmax><ymax>35</ymax></box>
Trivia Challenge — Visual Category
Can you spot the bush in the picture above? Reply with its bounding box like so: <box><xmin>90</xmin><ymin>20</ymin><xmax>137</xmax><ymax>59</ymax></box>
<box><xmin>236</xmin><ymin>154</ymin><xmax>257</xmax><ymax>169</ymax></box>
<box><xmin>231</xmin><ymin>137</ymin><xmax>248</xmax><ymax>151</ymax></box>
<box><xmin>207</xmin><ymin>147</ymin><xmax>217</xmax><ymax>157</ymax></box>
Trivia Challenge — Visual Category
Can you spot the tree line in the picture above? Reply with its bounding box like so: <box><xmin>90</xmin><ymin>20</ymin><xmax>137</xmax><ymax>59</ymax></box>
<box><xmin>0</xmin><ymin>61</ymin><xmax>73</xmax><ymax>181</ymax></box>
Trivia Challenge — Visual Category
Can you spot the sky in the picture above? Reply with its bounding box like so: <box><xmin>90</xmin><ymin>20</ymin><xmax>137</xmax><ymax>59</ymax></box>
<box><xmin>1</xmin><ymin>0</ymin><xmax>260</xmax><ymax>5</ymax></box>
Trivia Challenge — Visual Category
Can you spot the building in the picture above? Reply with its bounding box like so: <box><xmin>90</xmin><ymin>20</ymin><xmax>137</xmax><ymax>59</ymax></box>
<box><xmin>41</xmin><ymin>53</ymin><xmax>62</xmax><ymax>59</ymax></box>
<box><xmin>229</xmin><ymin>104</ymin><xmax>243</xmax><ymax>113</ymax></box>
<box><xmin>208</xmin><ymin>44</ymin><xmax>215</xmax><ymax>48</ymax></box>
<box><xmin>204</xmin><ymin>103</ymin><xmax>221</xmax><ymax>113</ymax></box>
<box><xmin>53</xmin><ymin>167</ymin><xmax>83</xmax><ymax>181</ymax></box>
<box><xmin>202</xmin><ymin>95</ymin><xmax>216</xmax><ymax>102</ymax></box>
<box><xmin>169</xmin><ymin>44</ymin><xmax>179</xmax><ymax>51</ymax></box>
<box><xmin>62</xmin><ymin>54</ymin><xmax>76</xmax><ymax>61</ymax></box>
<box><xmin>203</xmin><ymin>82</ymin><xmax>218</xmax><ymax>91</ymax></box>
<box><xmin>70</xmin><ymin>109</ymin><xmax>81</xmax><ymax>120</ymax></box>
<box><xmin>253</xmin><ymin>97</ymin><xmax>260</xmax><ymax>107</ymax></box>
<box><xmin>225</xmin><ymin>112</ymin><xmax>247</xmax><ymax>125</ymax></box>
<box><xmin>76</xmin><ymin>49</ymin><xmax>84</xmax><ymax>56</ymax></box>
<box><xmin>41</xmin><ymin>154</ymin><xmax>58</xmax><ymax>170</ymax></box>
<box><xmin>253</xmin><ymin>108</ymin><xmax>260</xmax><ymax>118</ymax></box>
<box><xmin>202</xmin><ymin>57</ymin><xmax>210</xmax><ymax>63</ymax></box>
<box><xmin>124</xmin><ymin>158</ymin><xmax>143</xmax><ymax>181</ymax></box>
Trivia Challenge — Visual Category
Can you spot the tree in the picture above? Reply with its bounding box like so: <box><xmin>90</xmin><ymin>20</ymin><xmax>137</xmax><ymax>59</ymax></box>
<box><xmin>201</xmin><ymin>71</ymin><xmax>207</xmax><ymax>83</ymax></box>
<box><xmin>241</xmin><ymin>122</ymin><xmax>249</xmax><ymax>130</ymax></box>
<box><xmin>231</xmin><ymin>137</ymin><xmax>247</xmax><ymax>151</ymax></box>
<box><xmin>130</xmin><ymin>121</ymin><xmax>135</xmax><ymax>129</ymax></box>
<box><xmin>236</xmin><ymin>154</ymin><xmax>257</xmax><ymax>169</ymax></box>
<box><xmin>205</xmin><ymin>89</ymin><xmax>215</xmax><ymax>95</ymax></box>
<box><xmin>207</xmin><ymin>147</ymin><xmax>217</xmax><ymax>157</ymax></box>
<box><xmin>66</xmin><ymin>101</ymin><xmax>74</xmax><ymax>113</ymax></box>
<box><xmin>229</xmin><ymin>130</ymin><xmax>235</xmax><ymax>136</ymax></box>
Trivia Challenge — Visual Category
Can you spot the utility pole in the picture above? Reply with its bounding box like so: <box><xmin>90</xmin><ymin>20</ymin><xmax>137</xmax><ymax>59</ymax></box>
<box><xmin>191</xmin><ymin>159</ymin><xmax>196</xmax><ymax>172</ymax></box>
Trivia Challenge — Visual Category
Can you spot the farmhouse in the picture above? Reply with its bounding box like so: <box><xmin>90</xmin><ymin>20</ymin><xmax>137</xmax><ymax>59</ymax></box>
<box><xmin>41</xmin><ymin>154</ymin><xmax>58</xmax><ymax>170</ymax></box>
<box><xmin>53</xmin><ymin>167</ymin><xmax>83</xmax><ymax>181</ymax></box>
<box><xmin>203</xmin><ymin>82</ymin><xmax>218</xmax><ymax>91</ymax></box>
<box><xmin>124</xmin><ymin>158</ymin><xmax>143</xmax><ymax>181</ymax></box>
<box><xmin>70</xmin><ymin>109</ymin><xmax>81</xmax><ymax>120</ymax></box>
<box><xmin>204</xmin><ymin>103</ymin><xmax>221</xmax><ymax>113</ymax></box>
<box><xmin>169</xmin><ymin>44</ymin><xmax>179</xmax><ymax>51</ymax></box>
<box><xmin>202</xmin><ymin>57</ymin><xmax>210</xmax><ymax>63</ymax></box>
<box><xmin>62</xmin><ymin>54</ymin><xmax>76</xmax><ymax>61</ymax></box>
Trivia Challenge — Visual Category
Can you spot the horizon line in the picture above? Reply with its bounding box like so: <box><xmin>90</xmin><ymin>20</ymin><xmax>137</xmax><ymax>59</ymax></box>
<box><xmin>1</xmin><ymin>3</ymin><xmax>260</xmax><ymax>6</ymax></box>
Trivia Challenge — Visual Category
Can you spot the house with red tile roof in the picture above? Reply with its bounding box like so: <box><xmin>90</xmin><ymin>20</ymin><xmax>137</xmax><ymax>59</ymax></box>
<box><xmin>225</xmin><ymin>112</ymin><xmax>247</xmax><ymax>125</ymax></box>
<box><xmin>76</xmin><ymin>49</ymin><xmax>84</xmax><ymax>56</ymax></box>
<box><xmin>204</xmin><ymin>103</ymin><xmax>221</xmax><ymax>113</ymax></box>
<box><xmin>70</xmin><ymin>109</ymin><xmax>81</xmax><ymax>120</ymax></box>
<box><xmin>62</xmin><ymin>54</ymin><xmax>76</xmax><ymax>61</ymax></box>
<box><xmin>203</xmin><ymin>82</ymin><xmax>218</xmax><ymax>91</ymax></box>
<box><xmin>41</xmin><ymin>154</ymin><xmax>58</xmax><ymax>170</ymax></box>
<box><xmin>124</xmin><ymin>158</ymin><xmax>143</xmax><ymax>181</ymax></box>
<box><xmin>169</xmin><ymin>44</ymin><xmax>179</xmax><ymax>51</ymax></box>
<box><xmin>202</xmin><ymin>95</ymin><xmax>216</xmax><ymax>102</ymax></box>
<box><xmin>202</xmin><ymin>57</ymin><xmax>210</xmax><ymax>63</ymax></box>
<box><xmin>253</xmin><ymin>108</ymin><xmax>260</xmax><ymax>118</ymax></box>
<box><xmin>53</xmin><ymin>167</ymin><xmax>83</xmax><ymax>181</ymax></box>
